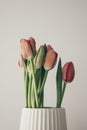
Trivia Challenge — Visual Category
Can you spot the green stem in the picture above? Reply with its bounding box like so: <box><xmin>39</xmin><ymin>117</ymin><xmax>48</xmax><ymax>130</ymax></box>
<box><xmin>31</xmin><ymin>82</ymin><xmax>36</xmax><ymax>108</ymax></box>
<box><xmin>30</xmin><ymin>59</ymin><xmax>39</xmax><ymax>107</ymax></box>
<box><xmin>39</xmin><ymin>70</ymin><xmax>48</xmax><ymax>106</ymax></box>
<box><xmin>28</xmin><ymin>73</ymin><xmax>32</xmax><ymax>107</ymax></box>
<box><xmin>24</xmin><ymin>69</ymin><xmax>28</xmax><ymax>108</ymax></box>
<box><xmin>40</xmin><ymin>91</ymin><xmax>44</xmax><ymax>107</ymax></box>
<box><xmin>39</xmin><ymin>70</ymin><xmax>48</xmax><ymax>94</ymax></box>
<box><xmin>31</xmin><ymin>82</ymin><xmax>35</xmax><ymax>108</ymax></box>
<box><xmin>60</xmin><ymin>81</ymin><xmax>67</xmax><ymax>107</ymax></box>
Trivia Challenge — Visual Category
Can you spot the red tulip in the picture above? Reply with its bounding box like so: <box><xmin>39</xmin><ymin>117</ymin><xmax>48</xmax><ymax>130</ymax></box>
<box><xmin>62</xmin><ymin>62</ymin><xmax>75</xmax><ymax>82</ymax></box>
<box><xmin>20</xmin><ymin>37</ymin><xmax>36</xmax><ymax>60</ymax></box>
<box><xmin>44</xmin><ymin>48</ymin><xmax>58</xmax><ymax>70</ymax></box>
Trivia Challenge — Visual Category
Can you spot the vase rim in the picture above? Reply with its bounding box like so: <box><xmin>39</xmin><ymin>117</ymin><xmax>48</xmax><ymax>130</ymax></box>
<box><xmin>22</xmin><ymin>107</ymin><xmax>65</xmax><ymax>110</ymax></box>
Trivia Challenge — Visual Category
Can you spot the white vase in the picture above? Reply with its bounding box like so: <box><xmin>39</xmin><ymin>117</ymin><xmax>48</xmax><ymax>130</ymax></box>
<box><xmin>19</xmin><ymin>108</ymin><xmax>67</xmax><ymax>130</ymax></box>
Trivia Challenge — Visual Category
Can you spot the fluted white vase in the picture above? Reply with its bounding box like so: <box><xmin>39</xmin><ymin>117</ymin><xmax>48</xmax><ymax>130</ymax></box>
<box><xmin>19</xmin><ymin>108</ymin><xmax>67</xmax><ymax>130</ymax></box>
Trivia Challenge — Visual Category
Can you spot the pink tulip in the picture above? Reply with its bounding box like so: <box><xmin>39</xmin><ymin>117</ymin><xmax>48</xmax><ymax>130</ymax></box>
<box><xmin>44</xmin><ymin>48</ymin><xmax>58</xmax><ymax>70</ymax></box>
<box><xmin>20</xmin><ymin>37</ymin><xmax>36</xmax><ymax>60</ymax></box>
<box><xmin>18</xmin><ymin>56</ymin><xmax>23</xmax><ymax>68</ymax></box>
<box><xmin>62</xmin><ymin>62</ymin><xmax>75</xmax><ymax>82</ymax></box>
<box><xmin>28</xmin><ymin>37</ymin><xmax>36</xmax><ymax>55</ymax></box>
<box><xmin>47</xmin><ymin>44</ymin><xmax>53</xmax><ymax>51</ymax></box>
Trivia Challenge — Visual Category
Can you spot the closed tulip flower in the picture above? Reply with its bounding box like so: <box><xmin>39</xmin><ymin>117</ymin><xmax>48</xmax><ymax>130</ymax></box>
<box><xmin>20</xmin><ymin>37</ymin><xmax>36</xmax><ymax>60</ymax></box>
<box><xmin>28</xmin><ymin>37</ymin><xmax>36</xmax><ymax>55</ymax></box>
<box><xmin>34</xmin><ymin>45</ymin><xmax>45</xmax><ymax>69</ymax></box>
<box><xmin>44</xmin><ymin>48</ymin><xmax>58</xmax><ymax>70</ymax></box>
<box><xmin>62</xmin><ymin>62</ymin><xmax>75</xmax><ymax>82</ymax></box>
<box><xmin>18</xmin><ymin>55</ymin><xmax>26</xmax><ymax>68</ymax></box>
<box><xmin>47</xmin><ymin>44</ymin><xmax>53</xmax><ymax>51</ymax></box>
<box><xmin>18</xmin><ymin>56</ymin><xmax>23</xmax><ymax>68</ymax></box>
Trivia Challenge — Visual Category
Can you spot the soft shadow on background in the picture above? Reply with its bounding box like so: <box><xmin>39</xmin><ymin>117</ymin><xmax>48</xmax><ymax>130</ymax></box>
<box><xmin>0</xmin><ymin>0</ymin><xmax>87</xmax><ymax>130</ymax></box>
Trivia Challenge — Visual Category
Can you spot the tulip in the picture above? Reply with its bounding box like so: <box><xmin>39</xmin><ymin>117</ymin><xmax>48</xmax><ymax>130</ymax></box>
<box><xmin>18</xmin><ymin>55</ymin><xmax>26</xmax><ymax>68</ymax></box>
<box><xmin>18</xmin><ymin>56</ymin><xmax>23</xmax><ymax>68</ymax></box>
<box><xmin>47</xmin><ymin>44</ymin><xmax>53</xmax><ymax>51</ymax></box>
<box><xmin>44</xmin><ymin>48</ymin><xmax>58</xmax><ymax>70</ymax></box>
<box><xmin>62</xmin><ymin>62</ymin><xmax>75</xmax><ymax>82</ymax></box>
<box><xmin>20</xmin><ymin>37</ymin><xmax>36</xmax><ymax>60</ymax></box>
<box><xmin>34</xmin><ymin>45</ymin><xmax>45</xmax><ymax>69</ymax></box>
<box><xmin>28</xmin><ymin>37</ymin><xmax>36</xmax><ymax>55</ymax></box>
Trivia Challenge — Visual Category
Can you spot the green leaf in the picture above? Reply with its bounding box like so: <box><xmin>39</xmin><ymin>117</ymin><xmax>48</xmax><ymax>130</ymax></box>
<box><xmin>40</xmin><ymin>67</ymin><xmax>45</xmax><ymax>84</ymax></box>
<box><xmin>43</xmin><ymin>44</ymin><xmax>47</xmax><ymax>55</ymax></box>
<box><xmin>39</xmin><ymin>44</ymin><xmax>47</xmax><ymax>85</ymax></box>
<box><xmin>60</xmin><ymin>81</ymin><xmax>67</xmax><ymax>106</ymax></box>
<box><xmin>56</xmin><ymin>58</ymin><xmax>62</xmax><ymax>108</ymax></box>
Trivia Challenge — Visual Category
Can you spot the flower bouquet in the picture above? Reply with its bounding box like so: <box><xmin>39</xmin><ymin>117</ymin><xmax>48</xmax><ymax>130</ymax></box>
<box><xmin>18</xmin><ymin>37</ymin><xmax>75</xmax><ymax>108</ymax></box>
<box><xmin>18</xmin><ymin>37</ymin><xmax>75</xmax><ymax>130</ymax></box>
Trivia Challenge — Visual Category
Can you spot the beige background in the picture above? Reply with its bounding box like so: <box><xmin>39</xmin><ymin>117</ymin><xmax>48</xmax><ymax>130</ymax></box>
<box><xmin>0</xmin><ymin>0</ymin><xmax>87</xmax><ymax>130</ymax></box>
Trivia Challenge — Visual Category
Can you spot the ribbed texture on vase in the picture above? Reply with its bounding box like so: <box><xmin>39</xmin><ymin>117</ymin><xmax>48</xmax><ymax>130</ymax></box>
<box><xmin>19</xmin><ymin>108</ymin><xmax>67</xmax><ymax>130</ymax></box>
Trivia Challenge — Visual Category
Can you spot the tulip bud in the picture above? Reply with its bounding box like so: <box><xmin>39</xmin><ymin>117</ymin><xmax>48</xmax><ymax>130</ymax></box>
<box><xmin>44</xmin><ymin>49</ymin><xmax>58</xmax><ymax>70</ymax></box>
<box><xmin>62</xmin><ymin>62</ymin><xmax>75</xmax><ymax>82</ymax></box>
<box><xmin>28</xmin><ymin>37</ymin><xmax>36</xmax><ymax>55</ymax></box>
<box><xmin>18</xmin><ymin>56</ymin><xmax>23</xmax><ymax>68</ymax></box>
<box><xmin>18</xmin><ymin>55</ymin><xmax>26</xmax><ymax>68</ymax></box>
<box><xmin>20</xmin><ymin>38</ymin><xmax>35</xmax><ymax>60</ymax></box>
<box><xmin>34</xmin><ymin>45</ymin><xmax>45</xmax><ymax>69</ymax></box>
<box><xmin>47</xmin><ymin>44</ymin><xmax>53</xmax><ymax>51</ymax></box>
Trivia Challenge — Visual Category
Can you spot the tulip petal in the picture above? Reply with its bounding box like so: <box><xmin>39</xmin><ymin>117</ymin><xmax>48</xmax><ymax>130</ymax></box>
<box><xmin>20</xmin><ymin>39</ymin><xmax>33</xmax><ymax>59</ymax></box>
<box><xmin>62</xmin><ymin>62</ymin><xmax>75</xmax><ymax>82</ymax></box>
<box><xmin>28</xmin><ymin>37</ymin><xmax>36</xmax><ymax>55</ymax></box>
<box><xmin>44</xmin><ymin>49</ymin><xmax>58</xmax><ymax>70</ymax></box>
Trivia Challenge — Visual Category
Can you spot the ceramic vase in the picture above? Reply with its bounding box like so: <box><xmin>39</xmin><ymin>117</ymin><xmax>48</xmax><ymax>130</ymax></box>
<box><xmin>19</xmin><ymin>108</ymin><xmax>67</xmax><ymax>130</ymax></box>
